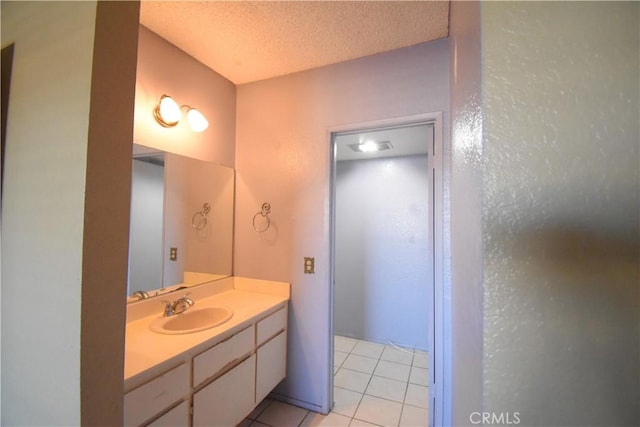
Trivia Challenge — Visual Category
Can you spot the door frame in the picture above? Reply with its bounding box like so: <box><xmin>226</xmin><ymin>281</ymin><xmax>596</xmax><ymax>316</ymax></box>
<box><xmin>326</xmin><ymin>112</ymin><xmax>444</xmax><ymax>426</ymax></box>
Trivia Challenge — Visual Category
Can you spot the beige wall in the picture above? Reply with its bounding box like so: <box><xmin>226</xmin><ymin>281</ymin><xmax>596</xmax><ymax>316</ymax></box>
<box><xmin>134</xmin><ymin>26</ymin><xmax>236</xmax><ymax>167</ymax></box>
<box><xmin>481</xmin><ymin>2</ymin><xmax>639</xmax><ymax>425</ymax></box>
<box><xmin>235</xmin><ymin>40</ymin><xmax>449</xmax><ymax>410</ymax></box>
<box><xmin>1</xmin><ymin>1</ymin><xmax>139</xmax><ymax>424</ymax></box>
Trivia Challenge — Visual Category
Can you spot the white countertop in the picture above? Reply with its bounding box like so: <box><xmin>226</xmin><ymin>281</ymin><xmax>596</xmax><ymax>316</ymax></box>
<box><xmin>124</xmin><ymin>277</ymin><xmax>290</xmax><ymax>388</ymax></box>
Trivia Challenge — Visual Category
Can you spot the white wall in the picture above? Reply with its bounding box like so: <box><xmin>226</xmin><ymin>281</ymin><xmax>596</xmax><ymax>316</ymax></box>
<box><xmin>481</xmin><ymin>2</ymin><xmax>639</xmax><ymax>425</ymax></box>
<box><xmin>335</xmin><ymin>155</ymin><xmax>430</xmax><ymax>350</ymax></box>
<box><xmin>1</xmin><ymin>3</ymin><xmax>97</xmax><ymax>423</ymax></box>
<box><xmin>134</xmin><ymin>26</ymin><xmax>236</xmax><ymax>167</ymax></box>
<box><xmin>448</xmin><ymin>1</ymin><xmax>484</xmax><ymax>425</ymax></box>
<box><xmin>235</xmin><ymin>39</ymin><xmax>449</xmax><ymax>410</ymax></box>
<box><xmin>1</xmin><ymin>2</ymin><xmax>139</xmax><ymax>424</ymax></box>
<box><xmin>129</xmin><ymin>159</ymin><xmax>164</xmax><ymax>293</ymax></box>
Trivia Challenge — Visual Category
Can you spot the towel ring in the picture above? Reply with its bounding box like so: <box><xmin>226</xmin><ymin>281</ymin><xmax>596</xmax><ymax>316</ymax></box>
<box><xmin>252</xmin><ymin>202</ymin><xmax>271</xmax><ymax>232</ymax></box>
<box><xmin>192</xmin><ymin>202</ymin><xmax>211</xmax><ymax>231</ymax></box>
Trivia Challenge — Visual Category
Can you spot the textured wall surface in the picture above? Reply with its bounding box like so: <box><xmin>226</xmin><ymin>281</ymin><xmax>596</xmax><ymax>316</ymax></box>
<box><xmin>482</xmin><ymin>3</ymin><xmax>639</xmax><ymax>425</ymax></box>
<box><xmin>235</xmin><ymin>40</ymin><xmax>449</xmax><ymax>410</ymax></box>
<box><xmin>334</xmin><ymin>155</ymin><xmax>430</xmax><ymax>350</ymax></box>
<box><xmin>448</xmin><ymin>1</ymin><xmax>484</xmax><ymax>425</ymax></box>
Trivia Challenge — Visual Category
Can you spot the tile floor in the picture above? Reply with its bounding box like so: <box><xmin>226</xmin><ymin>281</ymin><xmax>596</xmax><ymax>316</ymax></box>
<box><xmin>241</xmin><ymin>336</ymin><xmax>429</xmax><ymax>427</ymax></box>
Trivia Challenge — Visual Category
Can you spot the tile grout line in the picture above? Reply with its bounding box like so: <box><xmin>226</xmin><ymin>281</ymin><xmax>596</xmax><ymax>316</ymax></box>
<box><xmin>336</xmin><ymin>337</ymin><xmax>365</xmax><ymax>426</ymax></box>
<box><xmin>342</xmin><ymin>338</ymin><xmax>378</xmax><ymax>425</ymax></box>
<box><xmin>335</xmin><ymin>337</ymin><xmax>429</xmax><ymax>426</ymax></box>
<box><xmin>351</xmin><ymin>339</ymin><xmax>390</xmax><ymax>426</ymax></box>
<box><xmin>348</xmin><ymin>338</ymin><xmax>372</xmax><ymax>425</ymax></box>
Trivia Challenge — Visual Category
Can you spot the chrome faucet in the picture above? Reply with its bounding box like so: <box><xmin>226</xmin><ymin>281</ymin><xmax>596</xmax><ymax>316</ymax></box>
<box><xmin>162</xmin><ymin>294</ymin><xmax>195</xmax><ymax>317</ymax></box>
<box><xmin>131</xmin><ymin>290</ymin><xmax>149</xmax><ymax>301</ymax></box>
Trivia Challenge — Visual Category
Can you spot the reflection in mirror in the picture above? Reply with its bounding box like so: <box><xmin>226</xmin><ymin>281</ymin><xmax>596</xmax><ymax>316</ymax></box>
<box><xmin>127</xmin><ymin>144</ymin><xmax>234</xmax><ymax>303</ymax></box>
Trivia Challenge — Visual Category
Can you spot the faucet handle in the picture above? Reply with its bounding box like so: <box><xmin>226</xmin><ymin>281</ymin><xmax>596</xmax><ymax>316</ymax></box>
<box><xmin>161</xmin><ymin>300</ymin><xmax>174</xmax><ymax>316</ymax></box>
<box><xmin>178</xmin><ymin>293</ymin><xmax>195</xmax><ymax>305</ymax></box>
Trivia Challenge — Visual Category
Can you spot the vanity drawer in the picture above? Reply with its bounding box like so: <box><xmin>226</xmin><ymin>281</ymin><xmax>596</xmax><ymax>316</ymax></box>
<box><xmin>193</xmin><ymin>325</ymin><xmax>254</xmax><ymax>387</ymax></box>
<box><xmin>257</xmin><ymin>306</ymin><xmax>287</xmax><ymax>346</ymax></box>
<box><xmin>124</xmin><ymin>363</ymin><xmax>189</xmax><ymax>426</ymax></box>
<box><xmin>146</xmin><ymin>400</ymin><xmax>189</xmax><ymax>427</ymax></box>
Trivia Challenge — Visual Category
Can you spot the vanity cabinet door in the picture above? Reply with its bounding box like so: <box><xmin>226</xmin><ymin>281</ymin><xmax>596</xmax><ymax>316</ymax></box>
<box><xmin>124</xmin><ymin>363</ymin><xmax>189</xmax><ymax>427</ymax></box>
<box><xmin>193</xmin><ymin>355</ymin><xmax>256</xmax><ymax>427</ymax></box>
<box><xmin>256</xmin><ymin>331</ymin><xmax>287</xmax><ymax>403</ymax></box>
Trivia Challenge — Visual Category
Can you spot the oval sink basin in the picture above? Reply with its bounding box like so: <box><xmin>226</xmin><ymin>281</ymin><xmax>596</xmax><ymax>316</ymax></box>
<box><xmin>150</xmin><ymin>307</ymin><xmax>233</xmax><ymax>335</ymax></box>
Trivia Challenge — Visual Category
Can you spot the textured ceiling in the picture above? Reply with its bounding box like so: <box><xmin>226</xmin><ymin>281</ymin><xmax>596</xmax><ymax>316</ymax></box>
<box><xmin>140</xmin><ymin>1</ymin><xmax>449</xmax><ymax>85</ymax></box>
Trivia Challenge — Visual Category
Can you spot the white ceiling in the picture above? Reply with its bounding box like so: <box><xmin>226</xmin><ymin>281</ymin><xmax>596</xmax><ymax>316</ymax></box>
<box><xmin>140</xmin><ymin>1</ymin><xmax>449</xmax><ymax>85</ymax></box>
<box><xmin>334</xmin><ymin>123</ymin><xmax>432</xmax><ymax>161</ymax></box>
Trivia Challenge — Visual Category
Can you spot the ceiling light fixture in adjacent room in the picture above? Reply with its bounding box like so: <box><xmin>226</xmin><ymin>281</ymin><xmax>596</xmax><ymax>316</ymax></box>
<box><xmin>348</xmin><ymin>140</ymin><xmax>393</xmax><ymax>153</ymax></box>
<box><xmin>153</xmin><ymin>94</ymin><xmax>209</xmax><ymax>132</ymax></box>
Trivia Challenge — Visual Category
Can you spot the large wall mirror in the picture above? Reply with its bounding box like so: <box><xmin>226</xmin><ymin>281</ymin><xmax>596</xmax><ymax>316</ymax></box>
<box><xmin>128</xmin><ymin>143</ymin><xmax>234</xmax><ymax>302</ymax></box>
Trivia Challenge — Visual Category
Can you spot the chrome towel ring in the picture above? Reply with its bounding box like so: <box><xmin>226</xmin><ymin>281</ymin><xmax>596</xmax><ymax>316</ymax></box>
<box><xmin>253</xmin><ymin>202</ymin><xmax>271</xmax><ymax>232</ymax></box>
<box><xmin>192</xmin><ymin>202</ymin><xmax>211</xmax><ymax>231</ymax></box>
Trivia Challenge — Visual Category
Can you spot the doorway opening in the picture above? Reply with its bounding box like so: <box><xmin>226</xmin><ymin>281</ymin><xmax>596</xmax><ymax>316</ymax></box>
<box><xmin>328</xmin><ymin>113</ymin><xmax>443</xmax><ymax>427</ymax></box>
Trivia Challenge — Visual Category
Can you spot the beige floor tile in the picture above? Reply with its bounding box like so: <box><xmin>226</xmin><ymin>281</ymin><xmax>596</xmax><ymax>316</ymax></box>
<box><xmin>380</xmin><ymin>346</ymin><xmax>414</xmax><ymax>366</ymax></box>
<box><xmin>400</xmin><ymin>404</ymin><xmax>428</xmax><ymax>427</ymax></box>
<box><xmin>412</xmin><ymin>352</ymin><xmax>428</xmax><ymax>369</ymax></box>
<box><xmin>256</xmin><ymin>401</ymin><xmax>309</xmax><ymax>426</ymax></box>
<box><xmin>249</xmin><ymin>422</ymin><xmax>270</xmax><ymax>427</ymax></box>
<box><xmin>335</xmin><ymin>351</ymin><xmax>349</xmax><ymax>367</ymax></box>
<box><xmin>342</xmin><ymin>354</ymin><xmax>379</xmax><ymax>374</ymax></box>
<box><xmin>333</xmin><ymin>386</ymin><xmax>364</xmax><ymax>417</ymax></box>
<box><xmin>352</xmin><ymin>341</ymin><xmax>385</xmax><ymax>359</ymax></box>
<box><xmin>404</xmin><ymin>384</ymin><xmax>428</xmax><ymax>409</ymax></box>
<box><xmin>365</xmin><ymin>376</ymin><xmax>407</xmax><ymax>403</ymax></box>
<box><xmin>237</xmin><ymin>419</ymin><xmax>253</xmax><ymax>427</ymax></box>
<box><xmin>335</xmin><ymin>336</ymin><xmax>358</xmax><ymax>353</ymax></box>
<box><xmin>374</xmin><ymin>360</ymin><xmax>411</xmax><ymax>382</ymax></box>
<box><xmin>301</xmin><ymin>411</ymin><xmax>352</xmax><ymax>426</ymax></box>
<box><xmin>349</xmin><ymin>419</ymin><xmax>381</xmax><ymax>427</ymax></box>
<box><xmin>354</xmin><ymin>395</ymin><xmax>403</xmax><ymax>427</ymax></box>
<box><xmin>248</xmin><ymin>398</ymin><xmax>273</xmax><ymax>420</ymax></box>
<box><xmin>349</xmin><ymin>419</ymin><xmax>382</xmax><ymax>427</ymax></box>
<box><xmin>409</xmin><ymin>366</ymin><xmax>428</xmax><ymax>386</ymax></box>
<box><xmin>334</xmin><ymin>368</ymin><xmax>372</xmax><ymax>393</ymax></box>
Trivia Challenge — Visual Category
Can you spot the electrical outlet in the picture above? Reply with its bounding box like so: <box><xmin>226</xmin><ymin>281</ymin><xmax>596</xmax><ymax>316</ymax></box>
<box><xmin>170</xmin><ymin>247</ymin><xmax>178</xmax><ymax>261</ymax></box>
<box><xmin>304</xmin><ymin>257</ymin><xmax>315</xmax><ymax>274</ymax></box>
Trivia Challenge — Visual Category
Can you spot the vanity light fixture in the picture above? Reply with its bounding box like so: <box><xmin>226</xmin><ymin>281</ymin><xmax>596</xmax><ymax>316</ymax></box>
<box><xmin>153</xmin><ymin>94</ymin><xmax>209</xmax><ymax>132</ymax></box>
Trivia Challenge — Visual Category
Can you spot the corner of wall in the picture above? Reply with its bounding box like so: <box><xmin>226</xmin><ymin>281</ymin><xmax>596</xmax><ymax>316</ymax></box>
<box><xmin>448</xmin><ymin>1</ymin><xmax>484</xmax><ymax>425</ymax></box>
<box><xmin>81</xmin><ymin>1</ymin><xmax>140</xmax><ymax>424</ymax></box>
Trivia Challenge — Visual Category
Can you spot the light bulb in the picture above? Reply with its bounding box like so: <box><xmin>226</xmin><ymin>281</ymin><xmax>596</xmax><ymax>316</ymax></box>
<box><xmin>358</xmin><ymin>141</ymin><xmax>379</xmax><ymax>152</ymax></box>
<box><xmin>156</xmin><ymin>95</ymin><xmax>181</xmax><ymax>126</ymax></box>
<box><xmin>187</xmin><ymin>108</ymin><xmax>209</xmax><ymax>132</ymax></box>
